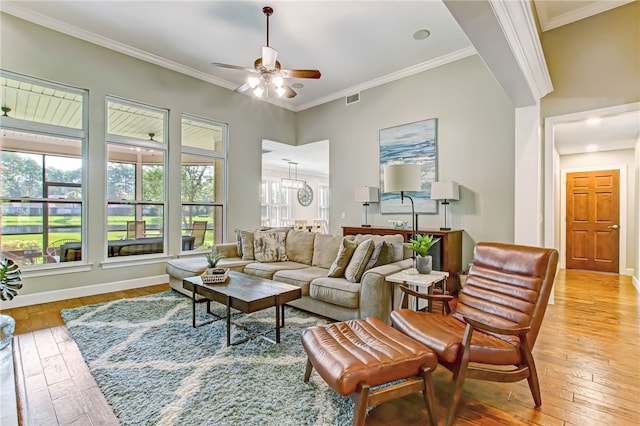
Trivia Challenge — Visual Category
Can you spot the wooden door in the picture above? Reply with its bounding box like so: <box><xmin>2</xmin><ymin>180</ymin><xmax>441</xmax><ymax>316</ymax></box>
<box><xmin>566</xmin><ymin>170</ymin><xmax>620</xmax><ymax>272</ymax></box>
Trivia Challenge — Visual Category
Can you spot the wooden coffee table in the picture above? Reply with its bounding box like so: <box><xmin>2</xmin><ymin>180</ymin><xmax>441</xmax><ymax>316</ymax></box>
<box><xmin>183</xmin><ymin>271</ymin><xmax>302</xmax><ymax>346</ymax></box>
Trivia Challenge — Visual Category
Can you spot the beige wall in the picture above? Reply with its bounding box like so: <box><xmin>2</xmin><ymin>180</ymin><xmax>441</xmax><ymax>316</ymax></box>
<box><xmin>540</xmin><ymin>1</ymin><xmax>640</xmax><ymax>117</ymax></box>
<box><xmin>297</xmin><ymin>55</ymin><xmax>516</xmax><ymax>268</ymax></box>
<box><xmin>540</xmin><ymin>2</ymin><xmax>639</xmax><ymax>279</ymax></box>
<box><xmin>0</xmin><ymin>14</ymin><xmax>296</xmax><ymax>297</ymax></box>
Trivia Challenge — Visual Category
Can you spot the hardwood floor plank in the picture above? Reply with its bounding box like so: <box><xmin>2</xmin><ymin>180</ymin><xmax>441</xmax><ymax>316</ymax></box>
<box><xmin>41</xmin><ymin>354</ymin><xmax>72</xmax><ymax>386</ymax></box>
<box><xmin>33</xmin><ymin>328</ymin><xmax>61</xmax><ymax>359</ymax></box>
<box><xmin>16</xmin><ymin>332</ymin><xmax>44</xmax><ymax>379</ymax></box>
<box><xmin>82</xmin><ymin>385</ymin><xmax>120</xmax><ymax>426</ymax></box>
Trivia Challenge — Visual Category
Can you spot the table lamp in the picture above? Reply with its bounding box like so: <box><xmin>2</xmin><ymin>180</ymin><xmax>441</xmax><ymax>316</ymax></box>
<box><xmin>354</xmin><ymin>186</ymin><xmax>379</xmax><ymax>227</ymax></box>
<box><xmin>430</xmin><ymin>181</ymin><xmax>459</xmax><ymax>230</ymax></box>
<box><xmin>383</xmin><ymin>164</ymin><xmax>421</xmax><ymax>240</ymax></box>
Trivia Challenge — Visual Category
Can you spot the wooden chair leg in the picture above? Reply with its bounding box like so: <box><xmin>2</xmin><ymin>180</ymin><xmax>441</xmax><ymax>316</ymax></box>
<box><xmin>521</xmin><ymin>341</ymin><xmax>542</xmax><ymax>406</ymax></box>
<box><xmin>303</xmin><ymin>358</ymin><xmax>313</xmax><ymax>382</ymax></box>
<box><xmin>420</xmin><ymin>366</ymin><xmax>438</xmax><ymax>426</ymax></box>
<box><xmin>448</xmin><ymin>325</ymin><xmax>473</xmax><ymax>426</ymax></box>
<box><xmin>353</xmin><ymin>382</ymin><xmax>370</xmax><ymax>426</ymax></box>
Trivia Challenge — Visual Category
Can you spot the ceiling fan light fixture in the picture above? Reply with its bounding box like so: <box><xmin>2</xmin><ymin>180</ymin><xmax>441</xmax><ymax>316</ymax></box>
<box><xmin>272</xmin><ymin>75</ymin><xmax>284</xmax><ymax>88</ymax></box>
<box><xmin>248</xmin><ymin>76</ymin><xmax>261</xmax><ymax>88</ymax></box>
<box><xmin>275</xmin><ymin>86</ymin><xmax>286</xmax><ymax>97</ymax></box>
<box><xmin>253</xmin><ymin>86</ymin><xmax>265</xmax><ymax>97</ymax></box>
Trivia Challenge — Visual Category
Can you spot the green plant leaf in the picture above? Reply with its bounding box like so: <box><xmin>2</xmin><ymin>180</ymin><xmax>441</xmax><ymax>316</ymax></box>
<box><xmin>0</xmin><ymin>258</ymin><xmax>23</xmax><ymax>301</ymax></box>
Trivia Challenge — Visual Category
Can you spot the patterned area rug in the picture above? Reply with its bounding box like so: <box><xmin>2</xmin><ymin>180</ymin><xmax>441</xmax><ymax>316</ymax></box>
<box><xmin>61</xmin><ymin>291</ymin><xmax>353</xmax><ymax>426</ymax></box>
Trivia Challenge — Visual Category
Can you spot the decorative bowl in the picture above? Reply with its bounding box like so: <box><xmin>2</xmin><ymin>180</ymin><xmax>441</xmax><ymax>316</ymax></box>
<box><xmin>388</xmin><ymin>220</ymin><xmax>409</xmax><ymax>230</ymax></box>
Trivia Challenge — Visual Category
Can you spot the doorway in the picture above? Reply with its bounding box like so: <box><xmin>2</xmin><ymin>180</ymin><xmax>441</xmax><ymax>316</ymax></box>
<box><xmin>566</xmin><ymin>169</ymin><xmax>620</xmax><ymax>272</ymax></box>
<box><xmin>545</xmin><ymin>102</ymin><xmax>639</xmax><ymax>274</ymax></box>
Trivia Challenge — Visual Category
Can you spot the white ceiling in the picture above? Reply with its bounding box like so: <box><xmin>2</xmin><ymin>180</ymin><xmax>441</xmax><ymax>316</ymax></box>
<box><xmin>2</xmin><ymin>0</ymin><xmax>637</xmax><ymax>158</ymax></box>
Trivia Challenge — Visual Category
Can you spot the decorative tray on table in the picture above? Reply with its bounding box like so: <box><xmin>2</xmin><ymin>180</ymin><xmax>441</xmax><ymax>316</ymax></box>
<box><xmin>201</xmin><ymin>268</ymin><xmax>230</xmax><ymax>284</ymax></box>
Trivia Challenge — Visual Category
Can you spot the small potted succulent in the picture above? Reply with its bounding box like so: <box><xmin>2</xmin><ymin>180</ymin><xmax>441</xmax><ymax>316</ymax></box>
<box><xmin>205</xmin><ymin>251</ymin><xmax>225</xmax><ymax>275</ymax></box>
<box><xmin>406</xmin><ymin>234</ymin><xmax>440</xmax><ymax>274</ymax></box>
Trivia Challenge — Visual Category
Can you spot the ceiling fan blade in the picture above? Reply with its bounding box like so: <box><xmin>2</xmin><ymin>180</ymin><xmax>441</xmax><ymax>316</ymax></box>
<box><xmin>283</xmin><ymin>84</ymin><xmax>297</xmax><ymax>99</ymax></box>
<box><xmin>234</xmin><ymin>82</ymin><xmax>251</xmax><ymax>94</ymax></box>
<box><xmin>211</xmin><ymin>63</ymin><xmax>254</xmax><ymax>72</ymax></box>
<box><xmin>281</xmin><ymin>69</ymin><xmax>321</xmax><ymax>79</ymax></box>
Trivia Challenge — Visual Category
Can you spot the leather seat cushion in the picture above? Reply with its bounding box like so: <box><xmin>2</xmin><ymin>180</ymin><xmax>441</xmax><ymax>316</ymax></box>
<box><xmin>391</xmin><ymin>309</ymin><xmax>521</xmax><ymax>365</ymax></box>
<box><xmin>302</xmin><ymin>317</ymin><xmax>437</xmax><ymax>396</ymax></box>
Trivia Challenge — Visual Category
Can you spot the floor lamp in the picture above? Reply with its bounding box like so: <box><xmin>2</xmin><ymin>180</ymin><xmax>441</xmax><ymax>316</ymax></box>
<box><xmin>354</xmin><ymin>186</ymin><xmax>379</xmax><ymax>227</ymax></box>
<box><xmin>383</xmin><ymin>164</ymin><xmax>422</xmax><ymax>240</ymax></box>
<box><xmin>430</xmin><ymin>181</ymin><xmax>460</xmax><ymax>231</ymax></box>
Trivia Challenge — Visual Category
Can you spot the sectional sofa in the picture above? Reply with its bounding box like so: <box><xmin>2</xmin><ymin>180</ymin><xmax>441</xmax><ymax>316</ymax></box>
<box><xmin>166</xmin><ymin>229</ymin><xmax>413</xmax><ymax>323</ymax></box>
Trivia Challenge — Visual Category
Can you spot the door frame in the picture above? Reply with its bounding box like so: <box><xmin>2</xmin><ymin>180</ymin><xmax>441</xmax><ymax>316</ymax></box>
<box><xmin>560</xmin><ymin>165</ymin><xmax>627</xmax><ymax>272</ymax></box>
<box><xmin>544</xmin><ymin>102</ymin><xmax>638</xmax><ymax>275</ymax></box>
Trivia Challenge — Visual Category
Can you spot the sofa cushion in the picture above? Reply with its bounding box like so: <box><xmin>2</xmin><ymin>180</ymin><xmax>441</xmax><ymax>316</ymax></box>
<box><xmin>243</xmin><ymin>260</ymin><xmax>308</xmax><ymax>280</ymax></box>
<box><xmin>365</xmin><ymin>241</ymin><xmax>395</xmax><ymax>270</ymax></box>
<box><xmin>355</xmin><ymin>234</ymin><xmax>405</xmax><ymax>262</ymax></box>
<box><xmin>254</xmin><ymin>230</ymin><xmax>288</xmax><ymax>262</ymax></box>
<box><xmin>240</xmin><ymin>230</ymin><xmax>255</xmax><ymax>260</ymax></box>
<box><xmin>345</xmin><ymin>239</ymin><xmax>375</xmax><ymax>283</ymax></box>
<box><xmin>310</xmin><ymin>277</ymin><xmax>360</xmax><ymax>309</ymax></box>
<box><xmin>328</xmin><ymin>238</ymin><xmax>357</xmax><ymax>278</ymax></box>
<box><xmin>166</xmin><ymin>257</ymin><xmax>208</xmax><ymax>279</ymax></box>
<box><xmin>273</xmin><ymin>266</ymin><xmax>328</xmax><ymax>296</ymax></box>
<box><xmin>285</xmin><ymin>230</ymin><xmax>316</xmax><ymax>265</ymax></box>
<box><xmin>311</xmin><ymin>233</ymin><xmax>346</xmax><ymax>269</ymax></box>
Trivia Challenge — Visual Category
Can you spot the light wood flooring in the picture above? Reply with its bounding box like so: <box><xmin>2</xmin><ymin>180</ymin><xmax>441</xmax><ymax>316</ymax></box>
<box><xmin>2</xmin><ymin>271</ymin><xmax>639</xmax><ymax>425</ymax></box>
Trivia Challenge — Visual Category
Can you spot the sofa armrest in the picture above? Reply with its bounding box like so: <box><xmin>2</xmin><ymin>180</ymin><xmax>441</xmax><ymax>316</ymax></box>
<box><xmin>214</xmin><ymin>243</ymin><xmax>240</xmax><ymax>259</ymax></box>
<box><xmin>359</xmin><ymin>258</ymin><xmax>413</xmax><ymax>323</ymax></box>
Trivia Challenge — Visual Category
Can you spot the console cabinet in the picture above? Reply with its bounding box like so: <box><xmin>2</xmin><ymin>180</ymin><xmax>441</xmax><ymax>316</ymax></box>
<box><xmin>342</xmin><ymin>226</ymin><xmax>463</xmax><ymax>292</ymax></box>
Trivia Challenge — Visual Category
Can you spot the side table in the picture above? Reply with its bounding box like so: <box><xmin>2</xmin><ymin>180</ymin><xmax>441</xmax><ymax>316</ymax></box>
<box><xmin>386</xmin><ymin>269</ymin><xmax>449</xmax><ymax>312</ymax></box>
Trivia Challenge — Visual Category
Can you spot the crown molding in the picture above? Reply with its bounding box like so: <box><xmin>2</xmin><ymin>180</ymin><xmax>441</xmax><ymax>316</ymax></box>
<box><xmin>293</xmin><ymin>46</ymin><xmax>477</xmax><ymax>112</ymax></box>
<box><xmin>1</xmin><ymin>2</ymin><xmax>475</xmax><ymax>113</ymax></box>
<box><xmin>1</xmin><ymin>3</ymin><xmax>237</xmax><ymax>91</ymax></box>
<box><xmin>489</xmin><ymin>0</ymin><xmax>553</xmax><ymax>100</ymax></box>
<box><xmin>540</xmin><ymin>0</ymin><xmax>634</xmax><ymax>31</ymax></box>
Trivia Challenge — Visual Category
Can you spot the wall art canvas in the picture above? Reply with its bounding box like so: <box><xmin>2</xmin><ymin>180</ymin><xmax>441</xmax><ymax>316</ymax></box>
<box><xmin>379</xmin><ymin>118</ymin><xmax>438</xmax><ymax>214</ymax></box>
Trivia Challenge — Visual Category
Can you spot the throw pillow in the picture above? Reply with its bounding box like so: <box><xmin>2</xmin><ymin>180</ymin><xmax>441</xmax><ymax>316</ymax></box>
<box><xmin>240</xmin><ymin>230</ymin><xmax>255</xmax><ymax>260</ymax></box>
<box><xmin>327</xmin><ymin>238</ymin><xmax>358</xmax><ymax>278</ymax></box>
<box><xmin>345</xmin><ymin>239</ymin><xmax>375</xmax><ymax>283</ymax></box>
<box><xmin>365</xmin><ymin>241</ymin><xmax>394</xmax><ymax>270</ymax></box>
<box><xmin>253</xmin><ymin>231</ymin><xmax>288</xmax><ymax>262</ymax></box>
<box><xmin>234</xmin><ymin>229</ymin><xmax>243</xmax><ymax>257</ymax></box>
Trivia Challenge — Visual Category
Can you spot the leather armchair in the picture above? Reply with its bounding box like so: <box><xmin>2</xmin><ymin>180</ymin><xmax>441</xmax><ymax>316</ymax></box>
<box><xmin>391</xmin><ymin>242</ymin><xmax>559</xmax><ymax>425</ymax></box>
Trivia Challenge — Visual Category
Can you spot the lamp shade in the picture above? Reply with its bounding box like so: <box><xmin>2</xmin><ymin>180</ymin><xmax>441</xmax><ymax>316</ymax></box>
<box><xmin>383</xmin><ymin>164</ymin><xmax>421</xmax><ymax>193</ymax></box>
<box><xmin>430</xmin><ymin>181</ymin><xmax>460</xmax><ymax>201</ymax></box>
<box><xmin>354</xmin><ymin>186</ymin><xmax>379</xmax><ymax>203</ymax></box>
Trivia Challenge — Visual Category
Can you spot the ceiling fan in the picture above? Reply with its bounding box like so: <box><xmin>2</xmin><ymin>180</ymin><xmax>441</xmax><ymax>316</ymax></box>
<box><xmin>211</xmin><ymin>6</ymin><xmax>321</xmax><ymax>99</ymax></box>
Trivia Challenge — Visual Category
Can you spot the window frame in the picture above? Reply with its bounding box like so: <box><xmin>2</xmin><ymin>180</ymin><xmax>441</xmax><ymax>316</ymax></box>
<box><xmin>0</xmin><ymin>70</ymin><xmax>88</xmax><ymax>269</ymax></box>
<box><xmin>104</xmin><ymin>96</ymin><xmax>168</xmax><ymax>260</ymax></box>
<box><xmin>180</xmin><ymin>113</ymin><xmax>227</xmax><ymax>251</ymax></box>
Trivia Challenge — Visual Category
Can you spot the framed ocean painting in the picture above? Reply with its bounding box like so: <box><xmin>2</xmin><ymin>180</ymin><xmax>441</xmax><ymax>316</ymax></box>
<box><xmin>379</xmin><ymin>118</ymin><xmax>438</xmax><ymax>214</ymax></box>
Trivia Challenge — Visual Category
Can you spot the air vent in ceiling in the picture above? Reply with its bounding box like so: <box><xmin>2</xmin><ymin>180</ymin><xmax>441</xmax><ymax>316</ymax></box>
<box><xmin>346</xmin><ymin>93</ymin><xmax>360</xmax><ymax>105</ymax></box>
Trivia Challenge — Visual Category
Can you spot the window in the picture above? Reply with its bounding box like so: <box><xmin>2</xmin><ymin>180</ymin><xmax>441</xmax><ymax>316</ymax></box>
<box><xmin>106</xmin><ymin>98</ymin><xmax>167</xmax><ymax>257</ymax></box>
<box><xmin>261</xmin><ymin>180</ymin><xmax>290</xmax><ymax>227</ymax></box>
<box><xmin>0</xmin><ymin>71</ymin><xmax>87</xmax><ymax>266</ymax></box>
<box><xmin>181</xmin><ymin>115</ymin><xmax>226</xmax><ymax>250</ymax></box>
<box><xmin>318</xmin><ymin>184</ymin><xmax>330</xmax><ymax>225</ymax></box>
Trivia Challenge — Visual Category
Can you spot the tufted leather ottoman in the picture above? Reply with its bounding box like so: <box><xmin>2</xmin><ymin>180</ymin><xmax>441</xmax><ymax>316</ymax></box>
<box><xmin>301</xmin><ymin>317</ymin><xmax>438</xmax><ymax>426</ymax></box>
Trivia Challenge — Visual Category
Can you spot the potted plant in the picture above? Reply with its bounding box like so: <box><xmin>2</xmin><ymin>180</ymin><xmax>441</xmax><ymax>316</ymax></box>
<box><xmin>406</xmin><ymin>234</ymin><xmax>440</xmax><ymax>274</ymax></box>
<box><xmin>1</xmin><ymin>258</ymin><xmax>22</xmax><ymax>349</ymax></box>
<box><xmin>205</xmin><ymin>251</ymin><xmax>225</xmax><ymax>275</ymax></box>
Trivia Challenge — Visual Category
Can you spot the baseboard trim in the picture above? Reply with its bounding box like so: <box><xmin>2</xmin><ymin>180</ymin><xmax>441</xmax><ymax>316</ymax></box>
<box><xmin>0</xmin><ymin>275</ymin><xmax>169</xmax><ymax>309</ymax></box>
